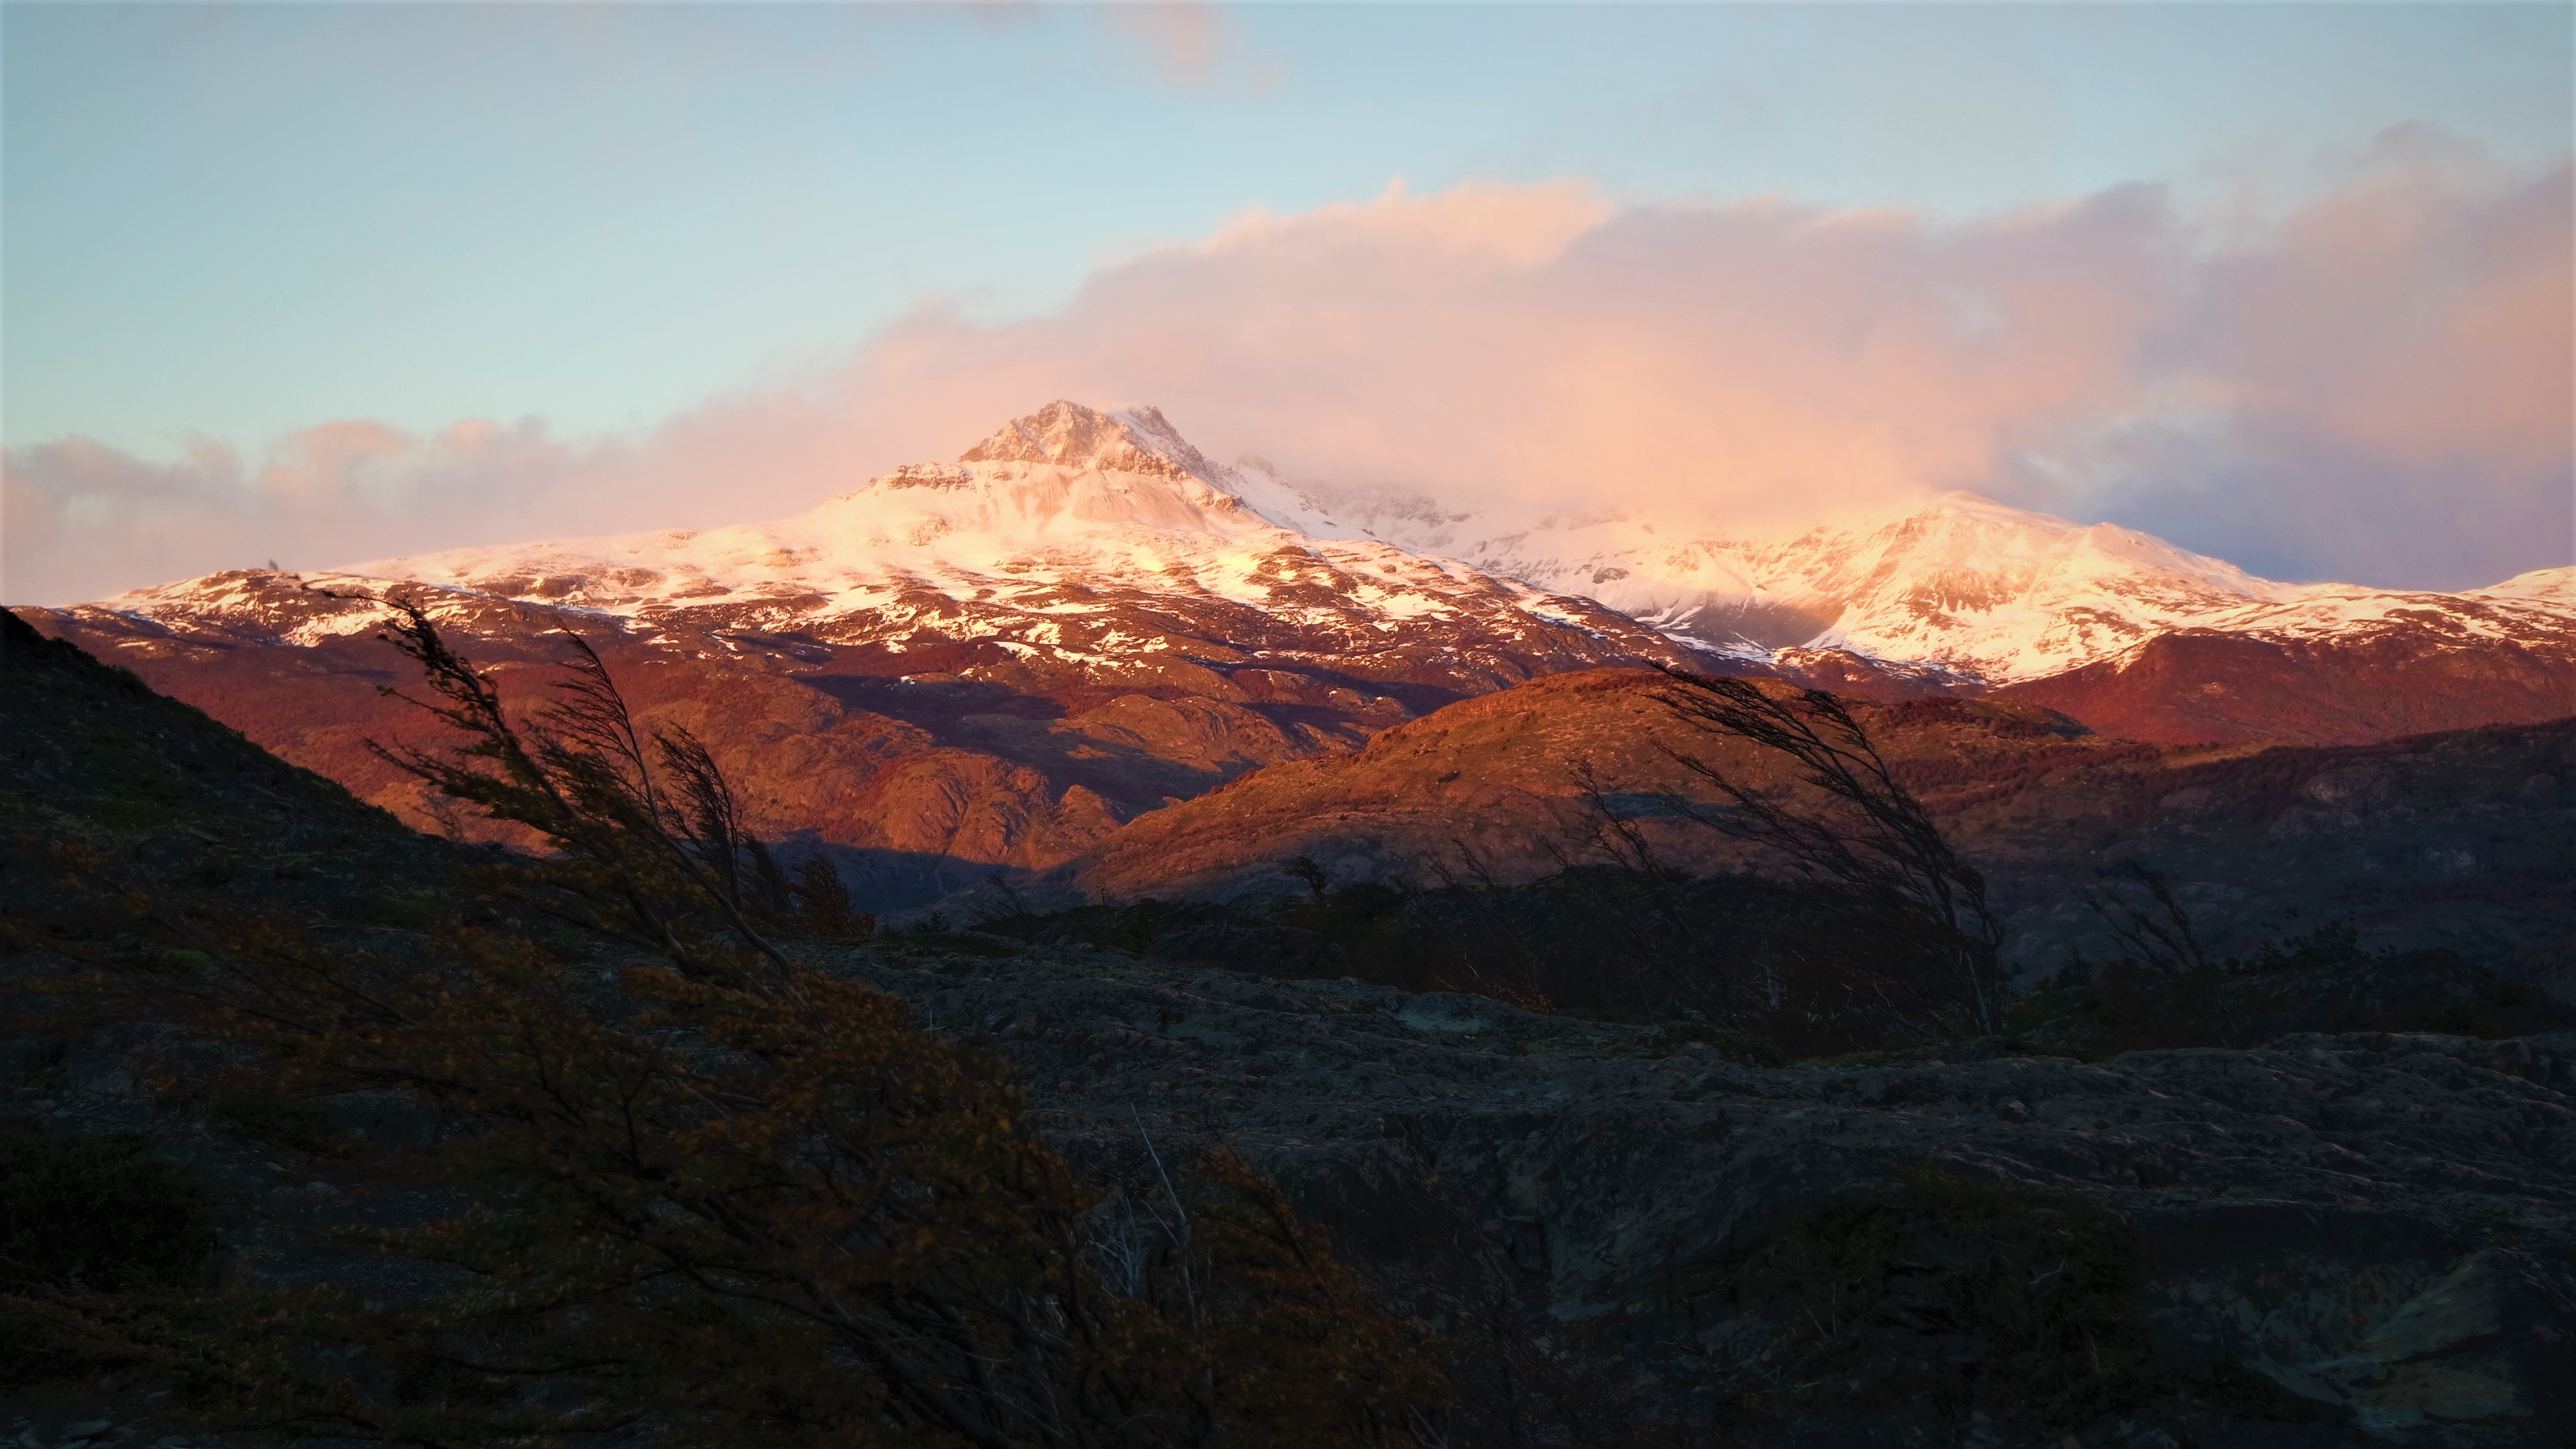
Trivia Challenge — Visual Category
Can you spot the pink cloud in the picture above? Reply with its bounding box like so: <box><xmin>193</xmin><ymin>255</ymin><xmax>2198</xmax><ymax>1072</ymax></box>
<box><xmin>6</xmin><ymin>135</ymin><xmax>2565</xmax><ymax>605</ymax></box>
<box><xmin>3</xmin><ymin>416</ymin><xmax>581</xmax><ymax>603</ymax></box>
<box><xmin>2190</xmin><ymin>136</ymin><xmax>2570</xmax><ymax>474</ymax></box>
<box><xmin>788</xmin><ymin>151</ymin><xmax>2564</xmax><ymax>584</ymax></box>
<box><xmin>1101</xmin><ymin>1</ymin><xmax>1238</xmax><ymax>87</ymax></box>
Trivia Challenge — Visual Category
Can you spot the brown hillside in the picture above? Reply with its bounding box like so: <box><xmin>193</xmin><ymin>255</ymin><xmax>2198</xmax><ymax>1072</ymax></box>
<box><xmin>1072</xmin><ymin>668</ymin><xmax>2122</xmax><ymax>899</ymax></box>
<box><xmin>1999</xmin><ymin>625</ymin><xmax>2576</xmax><ymax>745</ymax></box>
<box><xmin>1065</xmin><ymin>668</ymin><xmax>2576</xmax><ymax>983</ymax></box>
<box><xmin>27</xmin><ymin>574</ymin><xmax>1967</xmax><ymax>904</ymax></box>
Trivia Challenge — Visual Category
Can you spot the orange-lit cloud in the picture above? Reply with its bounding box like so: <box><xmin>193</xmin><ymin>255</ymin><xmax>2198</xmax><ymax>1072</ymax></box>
<box><xmin>6</xmin><ymin>135</ymin><xmax>2566</xmax><ymax>604</ymax></box>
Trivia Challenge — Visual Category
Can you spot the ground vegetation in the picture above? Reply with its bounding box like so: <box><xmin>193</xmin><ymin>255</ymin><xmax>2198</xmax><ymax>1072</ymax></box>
<box><xmin>1</xmin><ymin>603</ymin><xmax>1445</xmax><ymax>1447</ymax></box>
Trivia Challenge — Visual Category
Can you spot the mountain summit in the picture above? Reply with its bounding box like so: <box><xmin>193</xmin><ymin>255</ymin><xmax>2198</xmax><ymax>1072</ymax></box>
<box><xmin>310</xmin><ymin>400</ymin><xmax>1629</xmax><ymax>658</ymax></box>
<box><xmin>956</xmin><ymin>400</ymin><xmax>1220</xmax><ymax>483</ymax></box>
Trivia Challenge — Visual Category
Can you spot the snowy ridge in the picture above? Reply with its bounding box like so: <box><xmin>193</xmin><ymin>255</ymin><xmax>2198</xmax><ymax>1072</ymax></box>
<box><xmin>2473</xmin><ymin>566</ymin><xmax>2576</xmax><ymax>609</ymax></box>
<box><xmin>1278</xmin><ymin>490</ymin><xmax>2296</xmax><ymax>682</ymax></box>
<box><xmin>2049</xmin><ymin>568</ymin><xmax>2576</xmax><ymax>681</ymax></box>
<box><xmin>1275</xmin><ymin>480</ymin><xmax>2575</xmax><ymax>685</ymax></box>
<box><xmin>97</xmin><ymin>401</ymin><xmax>2576</xmax><ymax>691</ymax></box>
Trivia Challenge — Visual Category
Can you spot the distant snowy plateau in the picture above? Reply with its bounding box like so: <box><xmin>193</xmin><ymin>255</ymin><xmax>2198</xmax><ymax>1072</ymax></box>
<box><xmin>30</xmin><ymin>401</ymin><xmax>2576</xmax><ymax>888</ymax></box>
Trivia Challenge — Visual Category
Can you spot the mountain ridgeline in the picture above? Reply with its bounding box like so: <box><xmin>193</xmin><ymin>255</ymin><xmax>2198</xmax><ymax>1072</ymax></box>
<box><xmin>24</xmin><ymin>401</ymin><xmax>2576</xmax><ymax>920</ymax></box>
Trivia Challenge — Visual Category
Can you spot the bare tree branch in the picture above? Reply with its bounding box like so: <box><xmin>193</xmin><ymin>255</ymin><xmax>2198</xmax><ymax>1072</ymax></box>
<box><xmin>1652</xmin><ymin>668</ymin><xmax>2008</xmax><ymax>1035</ymax></box>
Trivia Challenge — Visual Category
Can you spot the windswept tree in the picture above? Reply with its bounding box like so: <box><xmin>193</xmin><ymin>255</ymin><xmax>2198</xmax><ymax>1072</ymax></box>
<box><xmin>2081</xmin><ymin>863</ymin><xmax>2212</xmax><ymax>981</ymax></box>
<box><xmin>10</xmin><ymin>595</ymin><xmax>1446</xmax><ymax>1447</ymax></box>
<box><xmin>364</xmin><ymin>598</ymin><xmax>802</xmax><ymax>972</ymax></box>
<box><xmin>1654</xmin><ymin>668</ymin><xmax>2008</xmax><ymax>1036</ymax></box>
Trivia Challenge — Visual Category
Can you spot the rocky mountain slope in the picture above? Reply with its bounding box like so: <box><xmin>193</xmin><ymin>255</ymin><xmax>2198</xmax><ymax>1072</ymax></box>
<box><xmin>1998</xmin><ymin>569</ymin><xmax>2576</xmax><ymax>744</ymax></box>
<box><xmin>1057</xmin><ymin>669</ymin><xmax>2576</xmax><ymax>989</ymax></box>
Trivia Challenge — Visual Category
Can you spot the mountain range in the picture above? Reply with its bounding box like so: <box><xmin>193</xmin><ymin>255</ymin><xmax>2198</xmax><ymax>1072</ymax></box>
<box><xmin>24</xmin><ymin>400</ymin><xmax>2575</xmax><ymax>905</ymax></box>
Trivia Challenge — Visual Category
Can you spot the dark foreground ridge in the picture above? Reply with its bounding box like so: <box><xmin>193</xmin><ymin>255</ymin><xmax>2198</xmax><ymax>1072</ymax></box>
<box><xmin>6</xmin><ymin>608</ymin><xmax>2574</xmax><ymax>1447</ymax></box>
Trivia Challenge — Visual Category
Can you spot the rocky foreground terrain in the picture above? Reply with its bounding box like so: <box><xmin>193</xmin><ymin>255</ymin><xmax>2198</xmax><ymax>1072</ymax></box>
<box><xmin>12</xmin><ymin>931</ymin><xmax>2575</xmax><ymax>1446</ymax></box>
<box><xmin>847</xmin><ymin>943</ymin><xmax>2576</xmax><ymax>1445</ymax></box>
<box><xmin>7</xmin><ymin>611</ymin><xmax>2575</xmax><ymax>1447</ymax></box>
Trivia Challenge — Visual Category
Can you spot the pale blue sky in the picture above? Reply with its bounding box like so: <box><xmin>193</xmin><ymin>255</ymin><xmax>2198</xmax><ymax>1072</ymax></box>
<box><xmin>7</xmin><ymin>2</ymin><xmax>2570</xmax><ymax>459</ymax></box>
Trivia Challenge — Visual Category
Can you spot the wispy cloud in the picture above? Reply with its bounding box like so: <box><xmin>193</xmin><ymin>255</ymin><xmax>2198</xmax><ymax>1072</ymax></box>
<box><xmin>1101</xmin><ymin>1</ymin><xmax>1238</xmax><ymax>87</ymax></box>
<box><xmin>8</xmin><ymin>133</ymin><xmax>2565</xmax><ymax>604</ymax></box>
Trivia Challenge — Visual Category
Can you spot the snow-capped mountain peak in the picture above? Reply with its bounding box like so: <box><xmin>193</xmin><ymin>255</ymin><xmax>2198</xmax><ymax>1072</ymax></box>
<box><xmin>46</xmin><ymin>402</ymin><xmax>1702</xmax><ymax>876</ymax></box>
<box><xmin>956</xmin><ymin>400</ymin><xmax>1217</xmax><ymax>484</ymax></box>
<box><xmin>831</xmin><ymin>399</ymin><xmax>1264</xmax><ymax>542</ymax></box>
<box><xmin>108</xmin><ymin>402</ymin><xmax>1664</xmax><ymax>675</ymax></box>
<box><xmin>1705</xmin><ymin>493</ymin><xmax>2304</xmax><ymax>679</ymax></box>
<box><xmin>85</xmin><ymin>400</ymin><xmax>2576</xmax><ymax>707</ymax></box>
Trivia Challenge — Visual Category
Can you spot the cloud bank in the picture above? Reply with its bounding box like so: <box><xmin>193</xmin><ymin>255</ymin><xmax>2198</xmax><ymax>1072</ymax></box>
<box><xmin>8</xmin><ymin>131</ymin><xmax>2566</xmax><ymax>604</ymax></box>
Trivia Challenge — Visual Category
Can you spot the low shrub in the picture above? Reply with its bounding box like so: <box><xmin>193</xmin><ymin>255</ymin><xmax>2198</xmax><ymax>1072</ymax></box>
<box><xmin>0</xmin><ymin>1130</ymin><xmax>214</xmax><ymax>1385</ymax></box>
